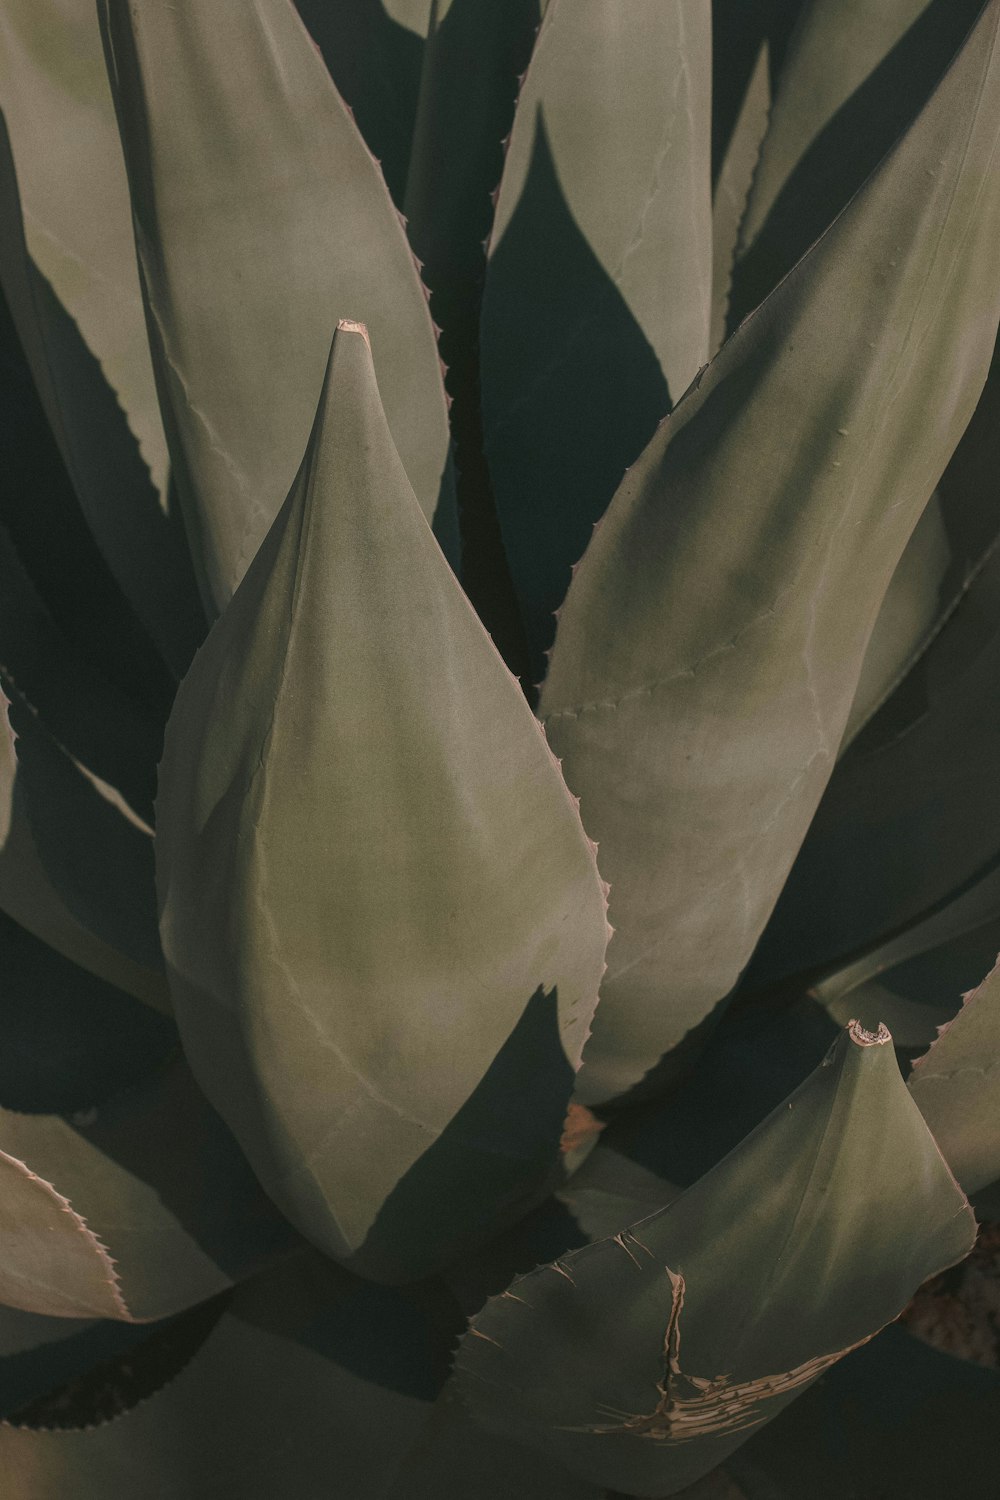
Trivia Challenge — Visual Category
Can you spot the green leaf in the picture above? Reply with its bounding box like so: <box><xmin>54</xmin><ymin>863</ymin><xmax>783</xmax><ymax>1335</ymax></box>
<box><xmin>908</xmin><ymin>957</ymin><xmax>1000</xmax><ymax>1194</ymax></box>
<box><xmin>155</xmin><ymin>323</ymin><xmax>609</xmax><ymax>1281</ymax></box>
<box><xmin>730</xmin><ymin>0</ymin><xmax>987</xmax><ymax>326</ymax></box>
<box><xmin>481</xmin><ymin>0</ymin><xmax>712</xmax><ymax>673</ymax></box>
<box><xmin>98</xmin><ymin>0</ymin><xmax>458</xmax><ymax>612</ymax></box>
<box><xmin>0</xmin><ymin>1148</ymin><xmax>127</xmax><ymax>1321</ymax></box>
<box><xmin>0</xmin><ymin>1253</ymin><xmax>457</xmax><ymax>1498</ymax></box>
<box><xmin>455</xmin><ymin>1025</ymin><xmax>975</xmax><ymax>1497</ymax></box>
<box><xmin>540</xmin><ymin>0</ymin><xmax>1000</xmax><ymax>1104</ymax></box>
<box><xmin>710</xmin><ymin>38</ymin><xmax>771</xmax><ymax>355</ymax></box>
<box><xmin>0</xmin><ymin>116</ymin><xmax>205</xmax><ymax>684</ymax></box>
<box><xmin>293</xmin><ymin>0</ymin><xmax>427</xmax><ymax>207</ymax></box>
<box><xmin>0</xmin><ymin>0</ymin><xmax>167</xmax><ymax>501</ymax></box>
<box><xmin>0</xmin><ymin>691</ymin><xmax>169</xmax><ymax>1011</ymax></box>
<box><xmin>0</xmin><ymin>1060</ymin><xmax>295</xmax><ymax>1322</ymax></box>
<box><xmin>4</xmin><ymin>681</ymin><xmax>161</xmax><ymax>974</ymax></box>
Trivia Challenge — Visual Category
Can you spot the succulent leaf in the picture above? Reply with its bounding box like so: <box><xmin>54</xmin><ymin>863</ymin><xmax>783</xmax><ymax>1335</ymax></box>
<box><xmin>0</xmin><ymin>1061</ymin><xmax>295</xmax><ymax>1323</ymax></box>
<box><xmin>908</xmin><ymin>956</ymin><xmax>1000</xmax><ymax>1194</ymax></box>
<box><xmin>98</xmin><ymin>0</ymin><xmax>458</xmax><ymax>612</ymax></box>
<box><xmin>0</xmin><ymin>0</ymin><xmax>168</xmax><ymax>502</ymax></box>
<box><xmin>730</xmin><ymin>0</ymin><xmax>987</xmax><ymax>325</ymax></box>
<box><xmin>155</xmin><ymin>324</ymin><xmax>609</xmax><ymax>1280</ymax></box>
<box><xmin>455</xmin><ymin>1025</ymin><xmax>976</xmax><ymax>1496</ymax></box>
<box><xmin>0</xmin><ymin>1253</ymin><xmax>452</xmax><ymax>1497</ymax></box>
<box><xmin>481</xmin><ymin>0</ymin><xmax>713</xmax><ymax>673</ymax></box>
<box><xmin>541</xmin><ymin>0</ymin><xmax>1000</xmax><ymax>1103</ymax></box>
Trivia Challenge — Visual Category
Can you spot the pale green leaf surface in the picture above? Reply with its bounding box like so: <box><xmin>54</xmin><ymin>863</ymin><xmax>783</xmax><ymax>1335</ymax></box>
<box><xmin>0</xmin><ymin>1061</ymin><xmax>295</xmax><ymax>1323</ymax></box>
<box><xmin>710</xmin><ymin>39</ymin><xmax>770</xmax><ymax>355</ymax></box>
<box><xmin>482</xmin><ymin>0</ymin><xmax>712</xmax><ymax>671</ymax></box>
<box><xmin>909</xmin><ymin>956</ymin><xmax>1000</xmax><ymax>1194</ymax></box>
<box><xmin>155</xmin><ymin>325</ymin><xmax>609</xmax><ymax>1281</ymax></box>
<box><xmin>0</xmin><ymin>0</ymin><xmax>167</xmax><ymax>498</ymax></box>
<box><xmin>98</xmin><ymin>0</ymin><xmax>457</xmax><ymax>611</ymax></box>
<box><xmin>0</xmin><ymin>1253</ymin><xmax>450</xmax><ymax>1499</ymax></box>
<box><xmin>541</xmin><ymin>1</ymin><xmax>1000</xmax><ymax>1103</ymax></box>
<box><xmin>731</xmin><ymin>0</ymin><xmax>986</xmax><ymax>323</ymax></box>
<box><xmin>456</xmin><ymin>1026</ymin><xmax>975</xmax><ymax>1497</ymax></box>
<box><xmin>0</xmin><ymin>115</ymin><xmax>204</xmax><ymax>683</ymax></box>
<box><xmin>0</xmin><ymin>1148</ymin><xmax>127</xmax><ymax>1322</ymax></box>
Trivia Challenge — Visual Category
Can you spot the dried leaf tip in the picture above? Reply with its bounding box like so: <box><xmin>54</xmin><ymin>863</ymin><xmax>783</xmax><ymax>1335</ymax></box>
<box><xmin>848</xmin><ymin>1019</ymin><xmax>892</xmax><ymax>1047</ymax></box>
<box><xmin>336</xmin><ymin>318</ymin><xmax>371</xmax><ymax>348</ymax></box>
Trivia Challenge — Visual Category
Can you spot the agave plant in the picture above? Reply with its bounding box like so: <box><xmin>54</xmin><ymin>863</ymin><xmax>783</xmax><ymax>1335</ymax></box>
<box><xmin>0</xmin><ymin>0</ymin><xmax>999</xmax><ymax>1495</ymax></box>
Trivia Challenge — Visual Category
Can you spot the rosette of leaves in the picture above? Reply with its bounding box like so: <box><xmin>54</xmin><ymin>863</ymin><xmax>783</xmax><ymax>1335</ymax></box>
<box><xmin>0</xmin><ymin>1</ymin><xmax>999</xmax><ymax>1496</ymax></box>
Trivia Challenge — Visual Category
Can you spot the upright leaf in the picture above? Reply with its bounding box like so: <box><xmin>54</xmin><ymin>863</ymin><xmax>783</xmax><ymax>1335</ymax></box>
<box><xmin>908</xmin><ymin>957</ymin><xmax>1000</xmax><ymax>1194</ymax></box>
<box><xmin>456</xmin><ymin>1025</ymin><xmax>975</xmax><ymax>1497</ymax></box>
<box><xmin>156</xmin><ymin>325</ymin><xmax>609</xmax><ymax>1281</ymax></box>
<box><xmin>98</xmin><ymin>0</ymin><xmax>457</xmax><ymax>611</ymax></box>
<box><xmin>731</xmin><ymin>0</ymin><xmax>986</xmax><ymax>325</ymax></box>
<box><xmin>540</xmin><ymin>1</ymin><xmax>1000</xmax><ymax>1103</ymax></box>
<box><xmin>481</xmin><ymin>0</ymin><xmax>712</xmax><ymax>673</ymax></box>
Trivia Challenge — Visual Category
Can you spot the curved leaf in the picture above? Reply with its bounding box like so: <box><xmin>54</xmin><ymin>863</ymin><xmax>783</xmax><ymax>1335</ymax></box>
<box><xmin>0</xmin><ymin>0</ymin><xmax>167</xmax><ymax>497</ymax></box>
<box><xmin>908</xmin><ymin>957</ymin><xmax>1000</xmax><ymax>1194</ymax></box>
<box><xmin>540</xmin><ymin>0</ymin><xmax>1000</xmax><ymax>1103</ymax></box>
<box><xmin>156</xmin><ymin>324</ymin><xmax>609</xmax><ymax>1281</ymax></box>
<box><xmin>456</xmin><ymin>1025</ymin><xmax>975</xmax><ymax>1497</ymax></box>
<box><xmin>98</xmin><ymin>0</ymin><xmax>457</xmax><ymax>611</ymax></box>
<box><xmin>0</xmin><ymin>1253</ymin><xmax>455</xmax><ymax>1498</ymax></box>
<box><xmin>0</xmin><ymin>1149</ymin><xmax>127</xmax><ymax>1321</ymax></box>
<box><xmin>0</xmin><ymin>1062</ymin><xmax>294</xmax><ymax>1322</ymax></box>
<box><xmin>482</xmin><ymin>0</ymin><xmax>712</xmax><ymax>672</ymax></box>
<box><xmin>731</xmin><ymin>0</ymin><xmax>987</xmax><ymax>325</ymax></box>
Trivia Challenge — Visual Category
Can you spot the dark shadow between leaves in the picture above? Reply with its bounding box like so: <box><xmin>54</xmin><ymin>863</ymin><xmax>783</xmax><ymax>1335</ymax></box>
<box><xmin>728</xmin><ymin>0</ymin><xmax>987</xmax><ymax>330</ymax></box>
<box><xmin>351</xmin><ymin>985</ymin><xmax>577</xmax><ymax>1283</ymax></box>
<box><xmin>0</xmin><ymin>905</ymin><xmax>175</xmax><ymax>1115</ymax></box>
<box><xmin>483</xmin><ymin>116</ymin><xmax>671</xmax><ymax>679</ymax></box>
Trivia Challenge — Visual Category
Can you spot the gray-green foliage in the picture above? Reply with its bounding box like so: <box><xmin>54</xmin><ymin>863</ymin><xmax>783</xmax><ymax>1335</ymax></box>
<box><xmin>0</xmin><ymin>1</ymin><xmax>998</xmax><ymax>1495</ymax></box>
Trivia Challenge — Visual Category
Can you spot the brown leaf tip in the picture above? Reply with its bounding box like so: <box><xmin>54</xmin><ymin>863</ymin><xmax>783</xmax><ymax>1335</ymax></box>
<box><xmin>848</xmin><ymin>1019</ymin><xmax>892</xmax><ymax>1047</ymax></box>
<box><xmin>336</xmin><ymin>318</ymin><xmax>371</xmax><ymax>348</ymax></box>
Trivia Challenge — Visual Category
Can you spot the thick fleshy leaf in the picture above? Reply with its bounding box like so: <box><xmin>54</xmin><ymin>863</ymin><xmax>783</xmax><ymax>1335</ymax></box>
<box><xmin>0</xmin><ymin>1149</ymin><xmax>126</xmax><ymax>1321</ymax></box>
<box><xmin>0</xmin><ymin>0</ymin><xmax>166</xmax><ymax>497</ymax></box>
<box><xmin>156</xmin><ymin>324</ymin><xmax>609</xmax><ymax>1281</ymax></box>
<box><xmin>293</xmin><ymin>0</ymin><xmax>426</xmax><ymax>207</ymax></box>
<box><xmin>4</xmin><ymin>683</ymin><xmax>161</xmax><ymax>973</ymax></box>
<box><xmin>751</xmin><ymin>340</ymin><xmax>1000</xmax><ymax>985</ymax></box>
<box><xmin>710</xmin><ymin>39</ymin><xmax>770</xmax><ymax>355</ymax></box>
<box><xmin>808</xmin><ymin>868</ymin><xmax>1000</xmax><ymax>1049</ymax></box>
<box><xmin>0</xmin><ymin>1061</ymin><xmax>295</xmax><ymax>1322</ymax></box>
<box><xmin>456</xmin><ymin>1025</ymin><xmax>975</xmax><ymax>1496</ymax></box>
<box><xmin>0</xmin><ymin>111</ymin><xmax>205</xmax><ymax>687</ymax></box>
<box><xmin>0</xmin><ymin>1305</ymin><xmax>157</xmax><ymax>1420</ymax></box>
<box><xmin>98</xmin><ymin>0</ymin><xmax>457</xmax><ymax>612</ymax></box>
<box><xmin>0</xmin><ymin>1253</ymin><xmax>457</xmax><ymax>1498</ymax></box>
<box><xmin>730</xmin><ymin>0</ymin><xmax>987</xmax><ymax>325</ymax></box>
<box><xmin>540</xmin><ymin>1</ymin><xmax>1000</xmax><ymax>1104</ymax></box>
<box><xmin>482</xmin><ymin>0</ymin><xmax>712</xmax><ymax>672</ymax></box>
<box><xmin>0</xmin><ymin>693</ymin><xmax>168</xmax><ymax>1010</ymax></box>
<box><xmin>908</xmin><ymin>957</ymin><xmax>1000</xmax><ymax>1194</ymax></box>
<box><xmin>730</xmin><ymin>1325</ymin><xmax>1000</xmax><ymax>1500</ymax></box>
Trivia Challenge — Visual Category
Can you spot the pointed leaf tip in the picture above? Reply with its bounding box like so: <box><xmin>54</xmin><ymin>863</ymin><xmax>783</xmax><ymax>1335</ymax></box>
<box><xmin>156</xmin><ymin>331</ymin><xmax>609</xmax><ymax>1280</ymax></box>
